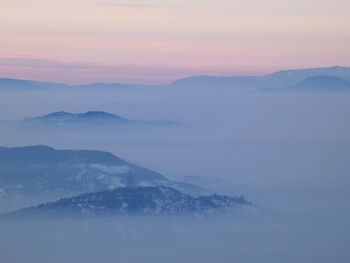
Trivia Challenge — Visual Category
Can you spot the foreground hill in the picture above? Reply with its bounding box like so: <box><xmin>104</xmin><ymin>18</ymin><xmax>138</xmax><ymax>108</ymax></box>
<box><xmin>4</xmin><ymin>186</ymin><xmax>251</xmax><ymax>218</ymax></box>
<box><xmin>0</xmin><ymin>145</ymin><xmax>204</xmax><ymax>200</ymax></box>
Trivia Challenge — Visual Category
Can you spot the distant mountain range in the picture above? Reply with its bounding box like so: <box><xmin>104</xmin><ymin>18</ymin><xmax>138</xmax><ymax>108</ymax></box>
<box><xmin>260</xmin><ymin>66</ymin><xmax>350</xmax><ymax>86</ymax></box>
<box><xmin>0</xmin><ymin>78</ymin><xmax>68</xmax><ymax>90</ymax></box>
<box><xmin>170</xmin><ymin>76</ymin><xmax>263</xmax><ymax>89</ymax></box>
<box><xmin>288</xmin><ymin>76</ymin><xmax>350</xmax><ymax>91</ymax></box>
<box><xmin>19</xmin><ymin>111</ymin><xmax>179</xmax><ymax>127</ymax></box>
<box><xmin>1</xmin><ymin>66</ymin><xmax>350</xmax><ymax>91</ymax></box>
<box><xmin>0</xmin><ymin>145</ymin><xmax>205</xmax><ymax>200</ymax></box>
<box><xmin>170</xmin><ymin>66</ymin><xmax>350</xmax><ymax>90</ymax></box>
<box><xmin>0</xmin><ymin>78</ymin><xmax>153</xmax><ymax>91</ymax></box>
<box><xmin>3</xmin><ymin>186</ymin><xmax>250</xmax><ymax>218</ymax></box>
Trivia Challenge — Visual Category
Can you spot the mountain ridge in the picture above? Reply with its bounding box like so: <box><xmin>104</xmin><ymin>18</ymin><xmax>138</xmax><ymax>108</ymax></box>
<box><xmin>169</xmin><ymin>66</ymin><xmax>350</xmax><ymax>89</ymax></box>
<box><xmin>19</xmin><ymin>111</ymin><xmax>180</xmax><ymax>127</ymax></box>
<box><xmin>2</xmin><ymin>186</ymin><xmax>251</xmax><ymax>218</ymax></box>
<box><xmin>0</xmin><ymin>145</ymin><xmax>207</xmax><ymax>200</ymax></box>
<box><xmin>27</xmin><ymin>111</ymin><xmax>129</xmax><ymax>123</ymax></box>
<box><xmin>2</xmin><ymin>66</ymin><xmax>350</xmax><ymax>90</ymax></box>
<box><xmin>288</xmin><ymin>76</ymin><xmax>350</xmax><ymax>91</ymax></box>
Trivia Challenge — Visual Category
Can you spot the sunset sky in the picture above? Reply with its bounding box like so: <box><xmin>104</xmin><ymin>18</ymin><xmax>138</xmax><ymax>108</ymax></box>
<box><xmin>1</xmin><ymin>0</ymin><xmax>349</xmax><ymax>84</ymax></box>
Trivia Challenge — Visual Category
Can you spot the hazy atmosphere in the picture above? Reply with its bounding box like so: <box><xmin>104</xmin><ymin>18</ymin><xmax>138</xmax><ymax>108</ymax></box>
<box><xmin>1</xmin><ymin>0</ymin><xmax>350</xmax><ymax>83</ymax></box>
<box><xmin>1</xmin><ymin>1</ymin><xmax>350</xmax><ymax>263</ymax></box>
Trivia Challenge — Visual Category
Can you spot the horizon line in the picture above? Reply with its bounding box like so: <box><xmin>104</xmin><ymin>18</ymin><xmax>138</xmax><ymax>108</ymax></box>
<box><xmin>0</xmin><ymin>65</ymin><xmax>349</xmax><ymax>86</ymax></box>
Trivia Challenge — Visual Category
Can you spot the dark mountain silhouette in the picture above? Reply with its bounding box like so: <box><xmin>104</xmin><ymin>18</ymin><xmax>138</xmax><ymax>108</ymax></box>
<box><xmin>3</xmin><ymin>186</ymin><xmax>251</xmax><ymax>218</ymax></box>
<box><xmin>21</xmin><ymin>111</ymin><xmax>179</xmax><ymax>127</ymax></box>
<box><xmin>0</xmin><ymin>145</ymin><xmax>205</xmax><ymax>200</ymax></box>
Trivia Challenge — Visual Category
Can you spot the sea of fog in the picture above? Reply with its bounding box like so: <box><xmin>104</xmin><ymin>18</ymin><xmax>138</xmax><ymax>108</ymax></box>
<box><xmin>0</xmin><ymin>87</ymin><xmax>350</xmax><ymax>262</ymax></box>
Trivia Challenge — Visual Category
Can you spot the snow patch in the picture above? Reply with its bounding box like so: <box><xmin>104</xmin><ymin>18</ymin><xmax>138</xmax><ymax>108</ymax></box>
<box><xmin>90</xmin><ymin>164</ymin><xmax>130</xmax><ymax>174</ymax></box>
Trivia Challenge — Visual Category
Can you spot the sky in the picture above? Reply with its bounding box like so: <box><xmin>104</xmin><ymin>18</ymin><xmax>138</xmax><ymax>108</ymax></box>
<box><xmin>0</xmin><ymin>0</ymin><xmax>350</xmax><ymax>84</ymax></box>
